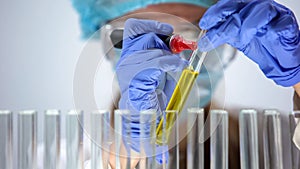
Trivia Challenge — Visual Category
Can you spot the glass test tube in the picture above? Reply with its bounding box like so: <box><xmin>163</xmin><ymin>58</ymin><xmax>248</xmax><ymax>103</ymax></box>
<box><xmin>239</xmin><ymin>109</ymin><xmax>259</xmax><ymax>169</ymax></box>
<box><xmin>44</xmin><ymin>109</ymin><xmax>60</xmax><ymax>169</ymax></box>
<box><xmin>114</xmin><ymin>109</ymin><xmax>131</xmax><ymax>169</ymax></box>
<box><xmin>17</xmin><ymin>110</ymin><xmax>37</xmax><ymax>169</ymax></box>
<box><xmin>124</xmin><ymin>111</ymin><xmax>132</xmax><ymax>169</ymax></box>
<box><xmin>263</xmin><ymin>110</ymin><xmax>283</xmax><ymax>169</ymax></box>
<box><xmin>160</xmin><ymin>110</ymin><xmax>168</xmax><ymax>169</ymax></box>
<box><xmin>66</xmin><ymin>110</ymin><xmax>83</xmax><ymax>169</ymax></box>
<box><xmin>210</xmin><ymin>110</ymin><xmax>228</xmax><ymax>169</ymax></box>
<box><xmin>114</xmin><ymin>110</ymin><xmax>122</xmax><ymax>169</ymax></box>
<box><xmin>90</xmin><ymin>110</ymin><xmax>111</xmax><ymax>169</ymax></box>
<box><xmin>0</xmin><ymin>110</ymin><xmax>12</xmax><ymax>169</ymax></box>
<box><xmin>139</xmin><ymin>109</ymin><xmax>156</xmax><ymax>169</ymax></box>
<box><xmin>187</xmin><ymin>108</ymin><xmax>204</xmax><ymax>169</ymax></box>
<box><xmin>165</xmin><ymin>110</ymin><xmax>179</xmax><ymax>169</ymax></box>
<box><xmin>156</xmin><ymin>30</ymin><xmax>208</xmax><ymax>145</ymax></box>
<box><xmin>289</xmin><ymin>111</ymin><xmax>300</xmax><ymax>169</ymax></box>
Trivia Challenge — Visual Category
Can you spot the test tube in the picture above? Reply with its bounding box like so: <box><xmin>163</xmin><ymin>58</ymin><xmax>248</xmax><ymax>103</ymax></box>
<box><xmin>165</xmin><ymin>110</ymin><xmax>179</xmax><ymax>169</ymax></box>
<box><xmin>187</xmin><ymin>108</ymin><xmax>204</xmax><ymax>169</ymax></box>
<box><xmin>44</xmin><ymin>109</ymin><xmax>60</xmax><ymax>169</ymax></box>
<box><xmin>289</xmin><ymin>111</ymin><xmax>300</xmax><ymax>169</ymax></box>
<box><xmin>263</xmin><ymin>110</ymin><xmax>283</xmax><ymax>169</ymax></box>
<box><xmin>139</xmin><ymin>109</ymin><xmax>156</xmax><ymax>169</ymax></box>
<box><xmin>90</xmin><ymin>110</ymin><xmax>111</xmax><ymax>169</ymax></box>
<box><xmin>159</xmin><ymin>110</ymin><xmax>172</xmax><ymax>169</ymax></box>
<box><xmin>114</xmin><ymin>109</ymin><xmax>122</xmax><ymax>169</ymax></box>
<box><xmin>66</xmin><ymin>110</ymin><xmax>83</xmax><ymax>169</ymax></box>
<box><xmin>114</xmin><ymin>109</ymin><xmax>131</xmax><ymax>169</ymax></box>
<box><xmin>17</xmin><ymin>110</ymin><xmax>37</xmax><ymax>169</ymax></box>
<box><xmin>0</xmin><ymin>110</ymin><xmax>12</xmax><ymax>169</ymax></box>
<box><xmin>156</xmin><ymin>31</ymin><xmax>208</xmax><ymax>145</ymax></box>
<box><xmin>124</xmin><ymin>111</ymin><xmax>132</xmax><ymax>169</ymax></box>
<box><xmin>239</xmin><ymin>109</ymin><xmax>259</xmax><ymax>169</ymax></box>
<box><xmin>210</xmin><ymin>110</ymin><xmax>228</xmax><ymax>169</ymax></box>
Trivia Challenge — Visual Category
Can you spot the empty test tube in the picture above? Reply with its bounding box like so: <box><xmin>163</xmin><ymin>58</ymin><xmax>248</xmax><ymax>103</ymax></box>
<box><xmin>90</xmin><ymin>110</ymin><xmax>111</xmax><ymax>169</ymax></box>
<box><xmin>187</xmin><ymin>108</ymin><xmax>204</xmax><ymax>169</ymax></box>
<box><xmin>165</xmin><ymin>110</ymin><xmax>179</xmax><ymax>169</ymax></box>
<box><xmin>66</xmin><ymin>110</ymin><xmax>83</xmax><ymax>169</ymax></box>
<box><xmin>17</xmin><ymin>110</ymin><xmax>37</xmax><ymax>169</ymax></box>
<box><xmin>114</xmin><ymin>109</ymin><xmax>132</xmax><ymax>169</ymax></box>
<box><xmin>239</xmin><ymin>109</ymin><xmax>259</xmax><ymax>169</ymax></box>
<box><xmin>0</xmin><ymin>110</ymin><xmax>12</xmax><ymax>169</ymax></box>
<box><xmin>210</xmin><ymin>110</ymin><xmax>228</xmax><ymax>169</ymax></box>
<box><xmin>289</xmin><ymin>111</ymin><xmax>300</xmax><ymax>169</ymax></box>
<box><xmin>114</xmin><ymin>110</ymin><xmax>123</xmax><ymax>169</ymax></box>
<box><xmin>159</xmin><ymin>110</ymin><xmax>174</xmax><ymax>169</ymax></box>
<box><xmin>44</xmin><ymin>109</ymin><xmax>60</xmax><ymax>169</ymax></box>
<box><xmin>263</xmin><ymin>110</ymin><xmax>283</xmax><ymax>169</ymax></box>
<box><xmin>139</xmin><ymin>109</ymin><xmax>156</xmax><ymax>169</ymax></box>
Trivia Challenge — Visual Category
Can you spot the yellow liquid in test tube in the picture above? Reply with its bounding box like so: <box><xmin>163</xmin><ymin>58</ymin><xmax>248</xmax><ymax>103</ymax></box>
<box><xmin>156</xmin><ymin>67</ymin><xmax>199</xmax><ymax>145</ymax></box>
<box><xmin>155</xmin><ymin>30</ymin><xmax>208</xmax><ymax>145</ymax></box>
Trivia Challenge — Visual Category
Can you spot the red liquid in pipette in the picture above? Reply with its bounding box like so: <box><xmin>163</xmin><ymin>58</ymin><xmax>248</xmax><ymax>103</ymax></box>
<box><xmin>169</xmin><ymin>35</ymin><xmax>197</xmax><ymax>53</ymax></box>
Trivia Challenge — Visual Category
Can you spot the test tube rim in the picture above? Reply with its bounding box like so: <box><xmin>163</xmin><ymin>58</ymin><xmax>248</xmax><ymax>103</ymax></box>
<box><xmin>240</xmin><ymin>109</ymin><xmax>257</xmax><ymax>114</ymax></box>
<box><xmin>210</xmin><ymin>109</ymin><xmax>228</xmax><ymax>114</ymax></box>
<box><xmin>114</xmin><ymin>109</ymin><xmax>130</xmax><ymax>115</ymax></box>
<box><xmin>0</xmin><ymin>110</ymin><xmax>11</xmax><ymax>114</ymax></box>
<box><xmin>67</xmin><ymin>109</ymin><xmax>83</xmax><ymax>115</ymax></box>
<box><xmin>187</xmin><ymin>107</ymin><xmax>204</xmax><ymax>114</ymax></box>
<box><xmin>91</xmin><ymin>109</ymin><xmax>109</xmax><ymax>114</ymax></box>
<box><xmin>19</xmin><ymin>110</ymin><xmax>36</xmax><ymax>115</ymax></box>
<box><xmin>292</xmin><ymin>110</ymin><xmax>300</xmax><ymax>118</ymax></box>
<box><xmin>264</xmin><ymin>109</ymin><xmax>280</xmax><ymax>116</ymax></box>
<box><xmin>140</xmin><ymin>109</ymin><xmax>156</xmax><ymax>115</ymax></box>
<box><xmin>45</xmin><ymin>109</ymin><xmax>60</xmax><ymax>115</ymax></box>
<box><xmin>163</xmin><ymin>110</ymin><xmax>178</xmax><ymax>113</ymax></box>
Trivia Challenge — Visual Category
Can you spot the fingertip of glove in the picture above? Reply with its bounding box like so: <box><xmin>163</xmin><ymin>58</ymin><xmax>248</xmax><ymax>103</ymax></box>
<box><xmin>199</xmin><ymin>19</ymin><xmax>208</xmax><ymax>30</ymax></box>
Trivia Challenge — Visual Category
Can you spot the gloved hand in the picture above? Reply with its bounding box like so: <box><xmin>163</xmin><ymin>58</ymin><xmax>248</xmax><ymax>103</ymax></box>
<box><xmin>116</xmin><ymin>18</ymin><xmax>188</xmax><ymax>163</ymax></box>
<box><xmin>198</xmin><ymin>0</ymin><xmax>300</xmax><ymax>87</ymax></box>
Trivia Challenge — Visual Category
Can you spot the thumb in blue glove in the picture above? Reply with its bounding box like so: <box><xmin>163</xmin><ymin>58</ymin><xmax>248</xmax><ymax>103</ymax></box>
<box><xmin>116</xmin><ymin>18</ymin><xmax>188</xmax><ymax>164</ymax></box>
<box><xmin>198</xmin><ymin>0</ymin><xmax>300</xmax><ymax>87</ymax></box>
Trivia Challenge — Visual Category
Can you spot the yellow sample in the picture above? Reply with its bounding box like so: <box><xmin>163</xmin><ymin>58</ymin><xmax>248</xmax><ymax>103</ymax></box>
<box><xmin>156</xmin><ymin>67</ymin><xmax>199</xmax><ymax>145</ymax></box>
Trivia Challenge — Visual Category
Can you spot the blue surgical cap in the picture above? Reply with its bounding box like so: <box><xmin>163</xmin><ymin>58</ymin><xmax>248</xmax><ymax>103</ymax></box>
<box><xmin>71</xmin><ymin>0</ymin><xmax>216</xmax><ymax>39</ymax></box>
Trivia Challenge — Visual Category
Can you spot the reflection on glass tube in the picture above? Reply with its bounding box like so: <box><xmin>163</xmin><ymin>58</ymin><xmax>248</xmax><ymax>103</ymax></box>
<box><xmin>263</xmin><ymin>110</ymin><xmax>283</xmax><ymax>169</ymax></box>
<box><xmin>44</xmin><ymin>109</ymin><xmax>60</xmax><ymax>169</ymax></box>
<box><xmin>17</xmin><ymin>110</ymin><xmax>37</xmax><ymax>169</ymax></box>
<box><xmin>239</xmin><ymin>109</ymin><xmax>259</xmax><ymax>169</ymax></box>
<box><xmin>210</xmin><ymin>110</ymin><xmax>228</xmax><ymax>169</ymax></box>
<box><xmin>0</xmin><ymin>110</ymin><xmax>12</xmax><ymax>169</ymax></box>
<box><xmin>187</xmin><ymin>108</ymin><xmax>204</xmax><ymax>169</ymax></box>
<box><xmin>90</xmin><ymin>110</ymin><xmax>111</xmax><ymax>169</ymax></box>
<box><xmin>66</xmin><ymin>110</ymin><xmax>83</xmax><ymax>169</ymax></box>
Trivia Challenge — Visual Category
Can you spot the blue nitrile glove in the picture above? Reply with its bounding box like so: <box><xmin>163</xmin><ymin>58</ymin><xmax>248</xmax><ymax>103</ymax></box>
<box><xmin>116</xmin><ymin>18</ymin><xmax>188</xmax><ymax>163</ymax></box>
<box><xmin>198</xmin><ymin>0</ymin><xmax>300</xmax><ymax>87</ymax></box>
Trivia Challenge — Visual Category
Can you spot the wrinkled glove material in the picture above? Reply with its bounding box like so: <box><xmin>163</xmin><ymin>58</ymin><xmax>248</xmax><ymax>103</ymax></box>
<box><xmin>198</xmin><ymin>0</ymin><xmax>300</xmax><ymax>87</ymax></box>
